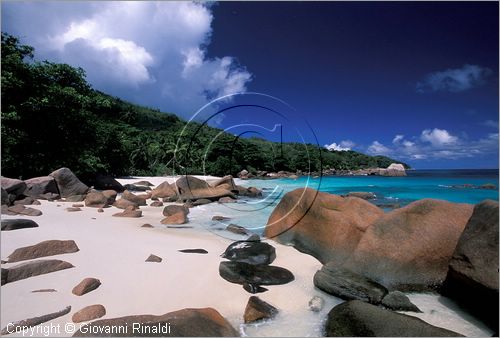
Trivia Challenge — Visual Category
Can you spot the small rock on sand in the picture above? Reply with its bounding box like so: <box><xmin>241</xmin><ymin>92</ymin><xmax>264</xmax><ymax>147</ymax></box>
<box><xmin>72</xmin><ymin>304</ymin><xmax>106</xmax><ymax>323</ymax></box>
<box><xmin>145</xmin><ymin>254</ymin><xmax>162</xmax><ymax>263</ymax></box>
<box><xmin>66</xmin><ymin>207</ymin><xmax>82</xmax><ymax>212</ymax></box>
<box><xmin>141</xmin><ymin>223</ymin><xmax>154</xmax><ymax>228</ymax></box>
<box><xmin>72</xmin><ymin>277</ymin><xmax>101</xmax><ymax>296</ymax></box>
<box><xmin>178</xmin><ymin>249</ymin><xmax>208</xmax><ymax>254</ymax></box>
<box><xmin>244</xmin><ymin>296</ymin><xmax>278</xmax><ymax>323</ymax></box>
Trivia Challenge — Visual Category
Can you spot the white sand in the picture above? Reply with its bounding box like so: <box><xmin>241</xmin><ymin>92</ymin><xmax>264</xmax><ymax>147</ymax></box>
<box><xmin>0</xmin><ymin>176</ymin><xmax>492</xmax><ymax>337</ymax></box>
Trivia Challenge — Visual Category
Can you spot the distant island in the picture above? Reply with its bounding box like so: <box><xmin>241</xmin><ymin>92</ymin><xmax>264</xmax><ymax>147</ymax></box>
<box><xmin>1</xmin><ymin>33</ymin><xmax>408</xmax><ymax>182</ymax></box>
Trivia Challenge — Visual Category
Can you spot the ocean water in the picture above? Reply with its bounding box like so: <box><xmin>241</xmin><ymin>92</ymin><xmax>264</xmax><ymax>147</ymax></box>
<box><xmin>209</xmin><ymin>169</ymin><xmax>499</xmax><ymax>234</ymax></box>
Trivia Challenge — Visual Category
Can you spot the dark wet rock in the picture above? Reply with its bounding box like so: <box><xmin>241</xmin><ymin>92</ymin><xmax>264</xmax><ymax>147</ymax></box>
<box><xmin>66</xmin><ymin>207</ymin><xmax>82</xmax><ymax>212</ymax></box>
<box><xmin>178</xmin><ymin>249</ymin><xmax>208</xmax><ymax>254</ymax></box>
<box><xmin>112</xmin><ymin>206</ymin><xmax>142</xmax><ymax>218</ymax></box>
<box><xmin>441</xmin><ymin>200</ymin><xmax>499</xmax><ymax>330</ymax></box>
<box><xmin>145</xmin><ymin>254</ymin><xmax>162</xmax><ymax>263</ymax></box>
<box><xmin>1</xmin><ymin>219</ymin><xmax>39</xmax><ymax>231</ymax></box>
<box><xmin>166</xmin><ymin>225</ymin><xmax>193</xmax><ymax>229</ymax></box>
<box><xmin>243</xmin><ymin>283</ymin><xmax>268</xmax><ymax>294</ymax></box>
<box><xmin>123</xmin><ymin>184</ymin><xmax>150</xmax><ymax>192</ymax></box>
<box><xmin>244</xmin><ymin>296</ymin><xmax>278</xmax><ymax>323</ymax></box>
<box><xmin>72</xmin><ymin>277</ymin><xmax>101</xmax><ymax>296</ymax></box>
<box><xmin>324</xmin><ymin>300</ymin><xmax>462</xmax><ymax>337</ymax></box>
<box><xmin>308</xmin><ymin>296</ymin><xmax>324</xmax><ymax>312</ymax></box>
<box><xmin>221</xmin><ymin>241</ymin><xmax>276</xmax><ymax>265</ymax></box>
<box><xmin>150</xmin><ymin>200</ymin><xmax>164</xmax><ymax>207</ymax></box>
<box><xmin>134</xmin><ymin>180</ymin><xmax>154</xmax><ymax>187</ymax></box>
<box><xmin>226</xmin><ymin>224</ymin><xmax>249</xmax><ymax>236</ymax></box>
<box><xmin>0</xmin><ymin>306</ymin><xmax>71</xmax><ymax>335</ymax></box>
<box><xmin>2</xmin><ymin>259</ymin><xmax>74</xmax><ymax>285</ymax></box>
<box><xmin>1</xmin><ymin>187</ymin><xmax>10</xmax><ymax>205</ymax></box>
<box><xmin>23</xmin><ymin>176</ymin><xmax>60</xmax><ymax>199</ymax></box>
<box><xmin>73</xmin><ymin>307</ymin><xmax>239</xmax><ymax>337</ymax></box>
<box><xmin>344</xmin><ymin>191</ymin><xmax>376</xmax><ymax>200</ymax></box>
<box><xmin>72</xmin><ymin>304</ymin><xmax>106</xmax><ymax>323</ymax></box>
<box><xmin>122</xmin><ymin>190</ymin><xmax>147</xmax><ymax>206</ymax></box>
<box><xmin>313</xmin><ymin>263</ymin><xmax>388</xmax><ymax>304</ymax></box>
<box><xmin>193</xmin><ymin>198</ymin><xmax>212</xmax><ymax>206</ymax></box>
<box><xmin>6</xmin><ymin>204</ymin><xmax>43</xmax><ymax>216</ymax></box>
<box><xmin>7</xmin><ymin>240</ymin><xmax>79</xmax><ymax>263</ymax></box>
<box><xmin>246</xmin><ymin>234</ymin><xmax>261</xmax><ymax>242</ymax></box>
<box><xmin>32</xmin><ymin>289</ymin><xmax>57</xmax><ymax>293</ymax></box>
<box><xmin>90</xmin><ymin>174</ymin><xmax>124</xmax><ymax>192</ymax></box>
<box><xmin>49</xmin><ymin>168</ymin><xmax>89</xmax><ymax>198</ymax></box>
<box><xmin>113</xmin><ymin>198</ymin><xmax>138</xmax><ymax>210</ymax></box>
<box><xmin>381</xmin><ymin>291</ymin><xmax>421</xmax><ymax>312</ymax></box>
<box><xmin>85</xmin><ymin>191</ymin><xmax>108</xmax><ymax>208</ymax></box>
<box><xmin>212</xmin><ymin>215</ymin><xmax>231</xmax><ymax>221</ymax></box>
<box><xmin>219</xmin><ymin>261</ymin><xmax>294</xmax><ymax>286</ymax></box>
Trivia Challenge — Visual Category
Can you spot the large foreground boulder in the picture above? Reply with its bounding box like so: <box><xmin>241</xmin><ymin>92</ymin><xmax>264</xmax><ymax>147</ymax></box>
<box><xmin>49</xmin><ymin>168</ymin><xmax>89</xmax><ymax>198</ymax></box>
<box><xmin>73</xmin><ymin>307</ymin><xmax>239</xmax><ymax>337</ymax></box>
<box><xmin>2</xmin><ymin>259</ymin><xmax>74</xmax><ymax>285</ymax></box>
<box><xmin>325</xmin><ymin>300</ymin><xmax>462</xmax><ymax>336</ymax></box>
<box><xmin>441</xmin><ymin>200</ymin><xmax>499</xmax><ymax>330</ymax></box>
<box><xmin>23</xmin><ymin>176</ymin><xmax>60</xmax><ymax>199</ymax></box>
<box><xmin>313</xmin><ymin>263</ymin><xmax>388</xmax><ymax>304</ymax></box>
<box><xmin>7</xmin><ymin>240</ymin><xmax>79</xmax><ymax>263</ymax></box>
<box><xmin>343</xmin><ymin>199</ymin><xmax>474</xmax><ymax>289</ymax></box>
<box><xmin>264</xmin><ymin>188</ymin><xmax>384</xmax><ymax>263</ymax></box>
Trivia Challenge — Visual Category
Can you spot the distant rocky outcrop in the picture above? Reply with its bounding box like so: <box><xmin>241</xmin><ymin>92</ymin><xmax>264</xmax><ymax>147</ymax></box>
<box><xmin>73</xmin><ymin>308</ymin><xmax>239</xmax><ymax>337</ymax></box>
<box><xmin>441</xmin><ymin>199</ymin><xmax>499</xmax><ymax>330</ymax></box>
<box><xmin>174</xmin><ymin>175</ymin><xmax>236</xmax><ymax>202</ymax></box>
<box><xmin>325</xmin><ymin>300</ymin><xmax>462</xmax><ymax>336</ymax></box>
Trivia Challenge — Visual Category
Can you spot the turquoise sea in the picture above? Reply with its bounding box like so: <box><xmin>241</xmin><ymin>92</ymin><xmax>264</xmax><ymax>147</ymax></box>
<box><xmin>212</xmin><ymin>169</ymin><xmax>499</xmax><ymax>233</ymax></box>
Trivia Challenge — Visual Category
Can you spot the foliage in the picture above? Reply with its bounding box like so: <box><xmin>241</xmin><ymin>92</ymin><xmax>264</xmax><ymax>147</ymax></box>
<box><xmin>1</xmin><ymin>33</ymin><xmax>408</xmax><ymax>179</ymax></box>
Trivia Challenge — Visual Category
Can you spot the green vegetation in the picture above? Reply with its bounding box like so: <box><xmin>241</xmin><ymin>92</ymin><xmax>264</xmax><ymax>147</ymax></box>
<box><xmin>1</xmin><ymin>33</ymin><xmax>408</xmax><ymax>179</ymax></box>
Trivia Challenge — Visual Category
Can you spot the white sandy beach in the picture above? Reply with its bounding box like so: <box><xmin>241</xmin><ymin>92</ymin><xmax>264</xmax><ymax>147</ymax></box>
<box><xmin>0</xmin><ymin>176</ymin><xmax>493</xmax><ymax>337</ymax></box>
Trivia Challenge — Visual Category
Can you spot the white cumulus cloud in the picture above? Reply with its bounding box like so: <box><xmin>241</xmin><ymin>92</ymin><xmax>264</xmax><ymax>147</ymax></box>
<box><xmin>367</xmin><ymin>141</ymin><xmax>392</xmax><ymax>155</ymax></box>
<box><xmin>416</xmin><ymin>64</ymin><xmax>492</xmax><ymax>93</ymax></box>
<box><xmin>2</xmin><ymin>1</ymin><xmax>252</xmax><ymax>116</ymax></box>
<box><xmin>420</xmin><ymin>128</ymin><xmax>458</xmax><ymax>146</ymax></box>
<box><xmin>324</xmin><ymin>140</ymin><xmax>355</xmax><ymax>151</ymax></box>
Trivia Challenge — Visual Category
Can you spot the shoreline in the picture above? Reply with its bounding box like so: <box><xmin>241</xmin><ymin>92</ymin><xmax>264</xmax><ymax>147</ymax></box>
<box><xmin>1</xmin><ymin>175</ymin><xmax>494</xmax><ymax>337</ymax></box>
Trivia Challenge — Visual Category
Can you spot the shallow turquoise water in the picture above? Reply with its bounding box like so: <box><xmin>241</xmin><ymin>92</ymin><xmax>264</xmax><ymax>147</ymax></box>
<box><xmin>227</xmin><ymin>169</ymin><xmax>498</xmax><ymax>232</ymax></box>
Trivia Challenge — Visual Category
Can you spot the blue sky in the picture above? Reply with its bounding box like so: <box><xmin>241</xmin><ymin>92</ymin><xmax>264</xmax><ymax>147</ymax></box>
<box><xmin>2</xmin><ymin>1</ymin><xmax>498</xmax><ymax>169</ymax></box>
